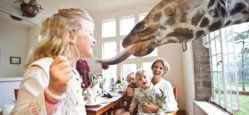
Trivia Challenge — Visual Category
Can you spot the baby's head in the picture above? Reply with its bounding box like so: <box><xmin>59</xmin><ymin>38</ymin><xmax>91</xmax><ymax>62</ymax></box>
<box><xmin>135</xmin><ymin>69</ymin><xmax>151</xmax><ymax>89</ymax></box>
<box><xmin>126</xmin><ymin>72</ymin><xmax>135</xmax><ymax>86</ymax></box>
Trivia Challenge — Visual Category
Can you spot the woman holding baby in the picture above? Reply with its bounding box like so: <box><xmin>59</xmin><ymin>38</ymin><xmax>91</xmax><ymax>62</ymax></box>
<box><xmin>115</xmin><ymin>57</ymin><xmax>178</xmax><ymax>115</ymax></box>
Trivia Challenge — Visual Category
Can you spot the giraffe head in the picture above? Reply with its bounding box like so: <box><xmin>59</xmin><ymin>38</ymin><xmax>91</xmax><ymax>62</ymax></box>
<box><xmin>98</xmin><ymin>0</ymin><xmax>249</xmax><ymax>65</ymax></box>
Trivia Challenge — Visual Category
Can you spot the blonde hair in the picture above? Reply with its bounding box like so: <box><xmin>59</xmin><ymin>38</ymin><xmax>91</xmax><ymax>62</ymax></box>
<box><xmin>135</xmin><ymin>69</ymin><xmax>151</xmax><ymax>84</ymax></box>
<box><xmin>151</xmin><ymin>57</ymin><xmax>170</xmax><ymax>76</ymax></box>
<box><xmin>24</xmin><ymin>8</ymin><xmax>93</xmax><ymax>68</ymax></box>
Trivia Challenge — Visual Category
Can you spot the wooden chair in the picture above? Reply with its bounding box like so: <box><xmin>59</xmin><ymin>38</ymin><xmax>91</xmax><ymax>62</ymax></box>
<box><xmin>173</xmin><ymin>87</ymin><xmax>177</xmax><ymax>100</ymax></box>
<box><xmin>14</xmin><ymin>89</ymin><xmax>19</xmax><ymax>100</ymax></box>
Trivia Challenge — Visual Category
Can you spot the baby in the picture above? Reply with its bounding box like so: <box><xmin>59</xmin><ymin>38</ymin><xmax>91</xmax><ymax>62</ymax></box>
<box><xmin>129</xmin><ymin>69</ymin><xmax>165</xmax><ymax>115</ymax></box>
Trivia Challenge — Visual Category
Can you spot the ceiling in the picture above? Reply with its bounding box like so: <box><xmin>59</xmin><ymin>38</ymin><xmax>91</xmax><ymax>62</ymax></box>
<box><xmin>0</xmin><ymin>0</ymin><xmax>160</xmax><ymax>26</ymax></box>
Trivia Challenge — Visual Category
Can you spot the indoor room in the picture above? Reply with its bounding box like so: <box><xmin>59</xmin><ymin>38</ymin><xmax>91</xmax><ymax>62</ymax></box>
<box><xmin>0</xmin><ymin>0</ymin><xmax>249</xmax><ymax>115</ymax></box>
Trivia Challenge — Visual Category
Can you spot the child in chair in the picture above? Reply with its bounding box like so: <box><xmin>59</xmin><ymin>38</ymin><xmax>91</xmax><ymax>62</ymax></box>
<box><xmin>114</xmin><ymin>72</ymin><xmax>138</xmax><ymax>115</ymax></box>
<box><xmin>128</xmin><ymin>69</ymin><xmax>165</xmax><ymax>115</ymax></box>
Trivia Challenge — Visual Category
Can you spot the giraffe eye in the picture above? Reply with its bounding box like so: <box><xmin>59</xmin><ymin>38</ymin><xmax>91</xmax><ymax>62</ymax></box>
<box><xmin>131</xmin><ymin>21</ymin><xmax>145</xmax><ymax>33</ymax></box>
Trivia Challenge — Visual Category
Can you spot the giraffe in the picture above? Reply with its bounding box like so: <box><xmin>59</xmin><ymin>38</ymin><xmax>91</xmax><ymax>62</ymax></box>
<box><xmin>97</xmin><ymin>0</ymin><xmax>249</xmax><ymax>65</ymax></box>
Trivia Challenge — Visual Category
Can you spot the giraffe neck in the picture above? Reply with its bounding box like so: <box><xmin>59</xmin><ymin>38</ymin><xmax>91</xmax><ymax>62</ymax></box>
<box><xmin>155</xmin><ymin>0</ymin><xmax>249</xmax><ymax>45</ymax></box>
<box><xmin>120</xmin><ymin>0</ymin><xmax>249</xmax><ymax>57</ymax></box>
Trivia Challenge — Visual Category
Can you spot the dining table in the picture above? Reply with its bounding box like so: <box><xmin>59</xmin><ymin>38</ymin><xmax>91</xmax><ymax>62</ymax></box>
<box><xmin>85</xmin><ymin>92</ymin><xmax>125</xmax><ymax>115</ymax></box>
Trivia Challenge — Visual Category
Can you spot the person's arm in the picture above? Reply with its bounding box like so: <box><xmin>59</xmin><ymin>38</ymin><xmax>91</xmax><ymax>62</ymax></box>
<box><xmin>154</xmin><ymin>80</ymin><xmax>178</xmax><ymax>113</ymax></box>
<box><xmin>129</xmin><ymin>88</ymin><xmax>139</xmax><ymax>113</ymax></box>
<box><xmin>12</xmin><ymin>56</ymin><xmax>72</xmax><ymax>115</ymax></box>
<box><xmin>11</xmin><ymin>66</ymin><xmax>49</xmax><ymax>115</ymax></box>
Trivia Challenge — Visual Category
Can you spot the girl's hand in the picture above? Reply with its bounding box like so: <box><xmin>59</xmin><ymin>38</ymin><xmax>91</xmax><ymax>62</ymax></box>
<box><xmin>143</xmin><ymin>101</ymin><xmax>159</xmax><ymax>113</ymax></box>
<box><xmin>48</xmin><ymin>56</ymin><xmax>72</xmax><ymax>96</ymax></box>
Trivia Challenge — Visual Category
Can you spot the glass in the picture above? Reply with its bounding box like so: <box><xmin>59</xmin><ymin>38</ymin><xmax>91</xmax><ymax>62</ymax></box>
<box><xmin>120</xmin><ymin>16</ymin><xmax>135</xmax><ymax>36</ymax></box>
<box><xmin>102</xmin><ymin>18</ymin><xmax>116</xmax><ymax>38</ymax></box>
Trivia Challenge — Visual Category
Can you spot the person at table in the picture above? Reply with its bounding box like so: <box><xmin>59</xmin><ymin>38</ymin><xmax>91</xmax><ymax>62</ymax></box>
<box><xmin>129</xmin><ymin>69</ymin><xmax>165</xmax><ymax>115</ymax></box>
<box><xmin>143</xmin><ymin>58</ymin><xmax>178</xmax><ymax>115</ymax></box>
<box><xmin>11</xmin><ymin>8</ymin><xmax>96</xmax><ymax>115</ymax></box>
<box><xmin>114</xmin><ymin>72</ymin><xmax>138</xmax><ymax>115</ymax></box>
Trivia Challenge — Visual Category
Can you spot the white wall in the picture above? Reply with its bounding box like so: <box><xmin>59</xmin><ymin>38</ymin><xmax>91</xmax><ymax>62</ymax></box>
<box><xmin>0</xmin><ymin>16</ymin><xmax>28</xmax><ymax>77</ymax></box>
<box><xmin>183</xmin><ymin>41</ymin><xmax>195</xmax><ymax>115</ymax></box>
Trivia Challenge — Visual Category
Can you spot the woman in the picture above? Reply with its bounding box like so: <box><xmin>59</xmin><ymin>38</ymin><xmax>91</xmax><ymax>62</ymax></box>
<box><xmin>143</xmin><ymin>58</ymin><xmax>178</xmax><ymax>114</ymax></box>
<box><xmin>11</xmin><ymin>8</ymin><xmax>96</xmax><ymax>115</ymax></box>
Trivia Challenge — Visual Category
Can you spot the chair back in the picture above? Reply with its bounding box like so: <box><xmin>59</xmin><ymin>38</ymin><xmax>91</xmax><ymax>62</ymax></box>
<box><xmin>173</xmin><ymin>87</ymin><xmax>177</xmax><ymax>100</ymax></box>
<box><xmin>14</xmin><ymin>89</ymin><xmax>19</xmax><ymax>100</ymax></box>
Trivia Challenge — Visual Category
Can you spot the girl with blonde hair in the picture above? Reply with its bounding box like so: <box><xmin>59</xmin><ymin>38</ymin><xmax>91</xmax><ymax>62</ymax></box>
<box><xmin>12</xmin><ymin>8</ymin><xmax>96</xmax><ymax>115</ymax></box>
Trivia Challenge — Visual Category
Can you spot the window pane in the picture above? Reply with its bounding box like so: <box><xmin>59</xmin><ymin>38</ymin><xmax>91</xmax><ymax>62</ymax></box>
<box><xmin>120</xmin><ymin>16</ymin><xmax>135</xmax><ymax>36</ymax></box>
<box><xmin>102</xmin><ymin>19</ymin><xmax>116</xmax><ymax>38</ymax></box>
<box><xmin>102</xmin><ymin>65</ymin><xmax>117</xmax><ymax>92</ymax></box>
<box><xmin>102</xmin><ymin>41</ymin><xmax>117</xmax><ymax>59</ymax></box>
<box><xmin>142</xmin><ymin>62</ymin><xmax>153</xmax><ymax>76</ymax></box>
<box><xmin>121</xmin><ymin>64</ymin><xmax>136</xmax><ymax>80</ymax></box>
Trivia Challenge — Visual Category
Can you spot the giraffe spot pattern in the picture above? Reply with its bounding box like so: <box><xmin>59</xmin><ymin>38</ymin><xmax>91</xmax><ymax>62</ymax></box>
<box><xmin>208</xmin><ymin>0</ymin><xmax>215</xmax><ymax>8</ymax></box>
<box><xmin>232</xmin><ymin>20</ymin><xmax>242</xmax><ymax>25</ymax></box>
<box><xmin>224</xmin><ymin>20</ymin><xmax>232</xmax><ymax>26</ymax></box>
<box><xmin>196</xmin><ymin>30</ymin><xmax>205</xmax><ymax>39</ymax></box>
<box><xmin>160</xmin><ymin>25</ymin><xmax>167</xmax><ymax>30</ymax></box>
<box><xmin>219</xmin><ymin>0</ymin><xmax>225</xmax><ymax>6</ymax></box>
<box><xmin>231</xmin><ymin>2</ymin><xmax>246</xmax><ymax>15</ymax></box>
<box><xmin>208</xmin><ymin>20</ymin><xmax>222</xmax><ymax>32</ymax></box>
<box><xmin>217</xmin><ymin>3</ymin><xmax>226</xmax><ymax>18</ymax></box>
<box><xmin>214</xmin><ymin>8</ymin><xmax>220</xmax><ymax>17</ymax></box>
<box><xmin>154</xmin><ymin>12</ymin><xmax>162</xmax><ymax>22</ymax></box>
<box><xmin>180</xmin><ymin>12</ymin><xmax>187</xmax><ymax>22</ymax></box>
<box><xmin>242</xmin><ymin>11</ymin><xmax>249</xmax><ymax>14</ymax></box>
<box><xmin>130</xmin><ymin>21</ymin><xmax>145</xmax><ymax>33</ymax></box>
<box><xmin>200</xmin><ymin>17</ymin><xmax>210</xmax><ymax>27</ymax></box>
<box><xmin>167</xmin><ymin>16</ymin><xmax>176</xmax><ymax>25</ymax></box>
<box><xmin>191</xmin><ymin>11</ymin><xmax>205</xmax><ymax>26</ymax></box>
<box><xmin>167</xmin><ymin>39</ymin><xmax>178</xmax><ymax>43</ymax></box>
<box><xmin>166</xmin><ymin>28</ymin><xmax>194</xmax><ymax>42</ymax></box>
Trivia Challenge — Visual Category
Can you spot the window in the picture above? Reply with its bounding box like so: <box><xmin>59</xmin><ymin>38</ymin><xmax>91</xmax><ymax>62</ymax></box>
<box><xmin>102</xmin><ymin>65</ymin><xmax>117</xmax><ymax>92</ymax></box>
<box><xmin>142</xmin><ymin>62</ymin><xmax>153</xmax><ymax>76</ymax></box>
<box><xmin>205</xmin><ymin>22</ymin><xmax>249</xmax><ymax>114</ymax></box>
<box><xmin>101</xmin><ymin>13</ymin><xmax>159</xmax><ymax>90</ymax></box>
<box><xmin>121</xmin><ymin>64</ymin><xmax>136</xmax><ymax>80</ymax></box>
<box><xmin>120</xmin><ymin>16</ymin><xmax>135</xmax><ymax>36</ymax></box>
<box><xmin>102</xmin><ymin>41</ymin><xmax>117</xmax><ymax>59</ymax></box>
<box><xmin>102</xmin><ymin>19</ymin><xmax>116</xmax><ymax>38</ymax></box>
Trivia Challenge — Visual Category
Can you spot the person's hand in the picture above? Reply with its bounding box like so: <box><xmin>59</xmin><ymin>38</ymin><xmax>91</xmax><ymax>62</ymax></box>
<box><xmin>48</xmin><ymin>56</ymin><xmax>72</xmax><ymax>96</ymax></box>
<box><xmin>143</xmin><ymin>101</ymin><xmax>159</xmax><ymax>113</ymax></box>
<box><xmin>129</xmin><ymin>107</ymin><xmax>134</xmax><ymax>113</ymax></box>
<box><xmin>126</xmin><ymin>87</ymin><xmax>134</xmax><ymax>97</ymax></box>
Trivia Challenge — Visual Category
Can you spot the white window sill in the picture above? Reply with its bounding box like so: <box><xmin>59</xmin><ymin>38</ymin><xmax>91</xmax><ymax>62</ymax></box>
<box><xmin>194</xmin><ymin>101</ymin><xmax>231</xmax><ymax>115</ymax></box>
<box><xmin>0</xmin><ymin>77</ymin><xmax>22</xmax><ymax>82</ymax></box>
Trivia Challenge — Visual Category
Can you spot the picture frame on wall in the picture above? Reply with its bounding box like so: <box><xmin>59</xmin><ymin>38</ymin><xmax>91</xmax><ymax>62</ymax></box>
<box><xmin>10</xmin><ymin>56</ymin><xmax>21</xmax><ymax>64</ymax></box>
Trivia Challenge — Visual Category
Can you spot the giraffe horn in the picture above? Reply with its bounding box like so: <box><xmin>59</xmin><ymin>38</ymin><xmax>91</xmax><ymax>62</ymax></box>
<box><xmin>96</xmin><ymin>45</ymin><xmax>135</xmax><ymax>65</ymax></box>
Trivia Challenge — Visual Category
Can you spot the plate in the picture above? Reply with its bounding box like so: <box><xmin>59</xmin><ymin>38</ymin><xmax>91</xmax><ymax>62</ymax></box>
<box><xmin>85</xmin><ymin>102</ymin><xmax>101</xmax><ymax>107</ymax></box>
